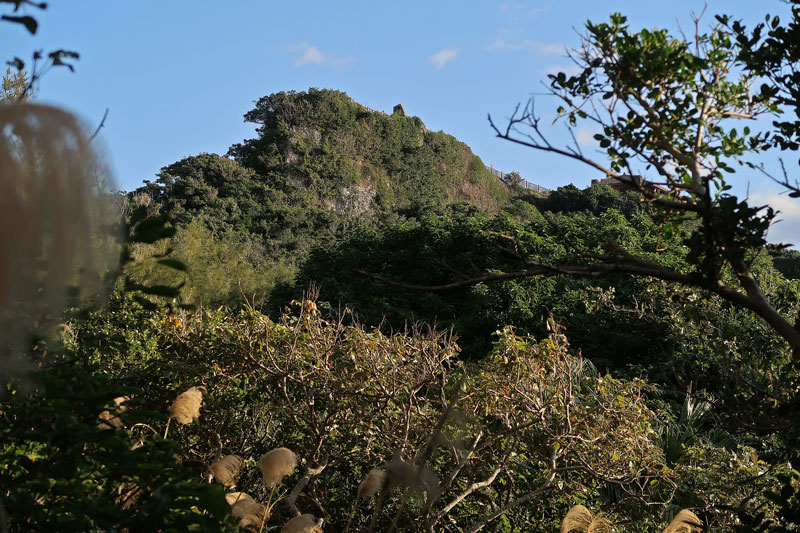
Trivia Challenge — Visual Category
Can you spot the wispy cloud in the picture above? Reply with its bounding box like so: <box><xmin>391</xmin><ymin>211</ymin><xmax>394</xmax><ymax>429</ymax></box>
<box><xmin>292</xmin><ymin>42</ymin><xmax>324</xmax><ymax>67</ymax></box>
<box><xmin>499</xmin><ymin>1</ymin><xmax>550</xmax><ymax>16</ymax></box>
<box><xmin>429</xmin><ymin>48</ymin><xmax>460</xmax><ymax>70</ymax></box>
<box><xmin>486</xmin><ymin>38</ymin><xmax>565</xmax><ymax>55</ymax></box>
<box><xmin>500</xmin><ymin>1</ymin><xmax>525</xmax><ymax>11</ymax></box>
<box><xmin>289</xmin><ymin>42</ymin><xmax>355</xmax><ymax>70</ymax></box>
<box><xmin>574</xmin><ymin>126</ymin><xmax>599</xmax><ymax>147</ymax></box>
<box><xmin>749</xmin><ymin>187</ymin><xmax>800</xmax><ymax>246</ymax></box>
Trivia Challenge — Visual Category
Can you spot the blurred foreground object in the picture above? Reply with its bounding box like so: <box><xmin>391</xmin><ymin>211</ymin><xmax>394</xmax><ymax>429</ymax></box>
<box><xmin>0</xmin><ymin>102</ymin><xmax>119</xmax><ymax>379</ymax></box>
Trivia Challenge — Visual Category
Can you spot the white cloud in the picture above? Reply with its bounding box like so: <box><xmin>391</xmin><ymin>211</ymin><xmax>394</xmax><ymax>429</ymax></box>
<box><xmin>331</xmin><ymin>57</ymin><xmax>356</xmax><ymax>70</ymax></box>
<box><xmin>289</xmin><ymin>42</ymin><xmax>355</xmax><ymax>70</ymax></box>
<box><xmin>766</xmin><ymin>216</ymin><xmax>800</xmax><ymax>247</ymax></box>
<box><xmin>429</xmin><ymin>48</ymin><xmax>459</xmax><ymax>70</ymax></box>
<box><xmin>500</xmin><ymin>1</ymin><xmax>525</xmax><ymax>11</ymax></box>
<box><xmin>575</xmin><ymin>127</ymin><xmax>599</xmax><ymax>147</ymax></box>
<box><xmin>749</xmin><ymin>187</ymin><xmax>800</xmax><ymax>246</ymax></box>
<box><xmin>292</xmin><ymin>42</ymin><xmax>324</xmax><ymax>67</ymax></box>
<box><xmin>486</xmin><ymin>38</ymin><xmax>565</xmax><ymax>55</ymax></box>
<box><xmin>499</xmin><ymin>2</ymin><xmax>549</xmax><ymax>16</ymax></box>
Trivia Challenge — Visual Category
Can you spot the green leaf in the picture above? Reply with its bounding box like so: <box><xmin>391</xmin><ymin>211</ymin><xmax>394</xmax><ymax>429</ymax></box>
<box><xmin>1</xmin><ymin>14</ymin><xmax>37</xmax><ymax>34</ymax></box>
<box><xmin>6</xmin><ymin>56</ymin><xmax>24</xmax><ymax>70</ymax></box>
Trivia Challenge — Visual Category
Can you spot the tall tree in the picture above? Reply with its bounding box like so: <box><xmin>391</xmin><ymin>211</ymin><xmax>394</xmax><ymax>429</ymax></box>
<box><xmin>393</xmin><ymin>12</ymin><xmax>800</xmax><ymax>355</ymax></box>
<box><xmin>723</xmin><ymin>0</ymin><xmax>800</xmax><ymax>195</ymax></box>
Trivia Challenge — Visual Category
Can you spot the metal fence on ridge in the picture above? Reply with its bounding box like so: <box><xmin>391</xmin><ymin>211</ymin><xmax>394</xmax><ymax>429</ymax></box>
<box><xmin>486</xmin><ymin>165</ymin><xmax>552</xmax><ymax>194</ymax></box>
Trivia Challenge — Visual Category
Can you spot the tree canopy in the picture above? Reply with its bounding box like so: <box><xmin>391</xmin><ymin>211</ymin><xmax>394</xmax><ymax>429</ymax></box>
<box><xmin>473</xmin><ymin>12</ymin><xmax>800</xmax><ymax>355</ymax></box>
<box><xmin>5</xmin><ymin>3</ymin><xmax>800</xmax><ymax>531</ymax></box>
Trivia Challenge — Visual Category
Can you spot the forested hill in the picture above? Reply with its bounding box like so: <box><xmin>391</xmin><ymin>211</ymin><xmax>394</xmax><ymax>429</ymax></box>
<box><xmin>230</xmin><ymin>89</ymin><xmax>510</xmax><ymax>213</ymax></box>
<box><xmin>134</xmin><ymin>88</ymin><xmax>509</xmax><ymax>258</ymax></box>
<box><xmin>11</xmin><ymin>3</ymin><xmax>800</xmax><ymax>529</ymax></box>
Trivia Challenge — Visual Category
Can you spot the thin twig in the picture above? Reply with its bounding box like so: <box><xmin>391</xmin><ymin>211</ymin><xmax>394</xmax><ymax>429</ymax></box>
<box><xmin>89</xmin><ymin>108</ymin><xmax>109</xmax><ymax>142</ymax></box>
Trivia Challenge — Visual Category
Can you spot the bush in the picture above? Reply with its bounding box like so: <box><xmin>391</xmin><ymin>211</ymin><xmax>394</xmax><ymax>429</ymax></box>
<box><xmin>65</xmin><ymin>297</ymin><xmax>791</xmax><ymax>531</ymax></box>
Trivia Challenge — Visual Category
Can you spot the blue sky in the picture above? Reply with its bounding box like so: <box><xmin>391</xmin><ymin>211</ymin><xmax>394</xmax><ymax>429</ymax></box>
<box><xmin>5</xmin><ymin>0</ymin><xmax>798</xmax><ymax>244</ymax></box>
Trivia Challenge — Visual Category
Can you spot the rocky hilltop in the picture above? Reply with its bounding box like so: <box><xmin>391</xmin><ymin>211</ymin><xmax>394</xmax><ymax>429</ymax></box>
<box><xmin>136</xmin><ymin>89</ymin><xmax>510</xmax><ymax>259</ymax></box>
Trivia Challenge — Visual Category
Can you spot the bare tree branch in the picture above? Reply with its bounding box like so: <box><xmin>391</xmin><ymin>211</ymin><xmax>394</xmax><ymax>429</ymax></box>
<box><xmin>284</xmin><ymin>458</ymin><xmax>328</xmax><ymax>518</ymax></box>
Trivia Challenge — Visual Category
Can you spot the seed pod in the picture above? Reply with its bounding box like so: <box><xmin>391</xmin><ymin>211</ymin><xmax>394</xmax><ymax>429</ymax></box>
<box><xmin>232</xmin><ymin>500</ymin><xmax>268</xmax><ymax>531</ymax></box>
<box><xmin>663</xmin><ymin>509</ymin><xmax>703</xmax><ymax>533</ymax></box>
<box><xmin>169</xmin><ymin>386</ymin><xmax>203</xmax><ymax>424</ymax></box>
<box><xmin>358</xmin><ymin>468</ymin><xmax>385</xmax><ymax>498</ymax></box>
<box><xmin>281</xmin><ymin>513</ymin><xmax>323</xmax><ymax>533</ymax></box>
<box><xmin>207</xmin><ymin>455</ymin><xmax>244</xmax><ymax>487</ymax></box>
<box><xmin>98</xmin><ymin>396</ymin><xmax>129</xmax><ymax>429</ymax></box>
<box><xmin>258</xmin><ymin>447</ymin><xmax>298</xmax><ymax>488</ymax></box>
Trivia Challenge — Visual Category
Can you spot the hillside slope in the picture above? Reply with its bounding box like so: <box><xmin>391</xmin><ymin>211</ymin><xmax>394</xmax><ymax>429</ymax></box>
<box><xmin>136</xmin><ymin>89</ymin><xmax>509</xmax><ymax>258</ymax></box>
<box><xmin>129</xmin><ymin>88</ymin><xmax>512</xmax><ymax>304</ymax></box>
<box><xmin>229</xmin><ymin>88</ymin><xmax>509</xmax><ymax>215</ymax></box>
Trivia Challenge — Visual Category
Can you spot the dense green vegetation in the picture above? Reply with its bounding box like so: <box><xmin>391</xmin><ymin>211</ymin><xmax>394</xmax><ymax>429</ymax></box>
<box><xmin>128</xmin><ymin>89</ymin><xmax>510</xmax><ymax>307</ymax></box>
<box><xmin>282</xmin><ymin>185</ymin><xmax>800</xmax><ymax>459</ymax></box>
<box><xmin>4</xmin><ymin>3</ymin><xmax>800</xmax><ymax>531</ymax></box>
<box><xmin>59</xmin><ymin>296</ymin><xmax>793</xmax><ymax>531</ymax></box>
<box><xmin>770</xmin><ymin>247</ymin><xmax>800</xmax><ymax>280</ymax></box>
